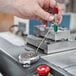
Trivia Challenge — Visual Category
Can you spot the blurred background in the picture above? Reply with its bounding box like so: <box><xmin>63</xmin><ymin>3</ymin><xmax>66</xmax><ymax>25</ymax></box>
<box><xmin>0</xmin><ymin>0</ymin><xmax>76</xmax><ymax>34</ymax></box>
<box><xmin>0</xmin><ymin>1</ymin><xmax>76</xmax><ymax>76</ymax></box>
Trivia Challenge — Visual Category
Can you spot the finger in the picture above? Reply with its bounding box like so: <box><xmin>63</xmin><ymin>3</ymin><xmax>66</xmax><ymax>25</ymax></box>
<box><xmin>49</xmin><ymin>2</ymin><xmax>62</xmax><ymax>20</ymax></box>
<box><xmin>57</xmin><ymin>3</ymin><xmax>62</xmax><ymax>22</ymax></box>
<box><xmin>35</xmin><ymin>5</ymin><xmax>54</xmax><ymax>22</ymax></box>
<box><xmin>41</xmin><ymin>20</ymin><xmax>47</xmax><ymax>29</ymax></box>
<box><xmin>43</xmin><ymin>0</ymin><xmax>50</xmax><ymax>12</ymax></box>
<box><xmin>49</xmin><ymin>1</ymin><xmax>62</xmax><ymax>24</ymax></box>
<box><xmin>49</xmin><ymin>0</ymin><xmax>56</xmax><ymax>8</ymax></box>
<box><xmin>50</xmin><ymin>3</ymin><xmax>62</xmax><ymax>24</ymax></box>
<box><xmin>58</xmin><ymin>16</ymin><xmax>62</xmax><ymax>25</ymax></box>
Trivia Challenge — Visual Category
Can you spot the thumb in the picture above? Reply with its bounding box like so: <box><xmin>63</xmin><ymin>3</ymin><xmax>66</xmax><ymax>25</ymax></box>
<box><xmin>35</xmin><ymin>6</ymin><xmax>54</xmax><ymax>22</ymax></box>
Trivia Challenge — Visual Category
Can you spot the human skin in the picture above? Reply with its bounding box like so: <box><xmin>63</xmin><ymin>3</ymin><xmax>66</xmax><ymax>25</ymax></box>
<box><xmin>0</xmin><ymin>0</ymin><xmax>62</xmax><ymax>27</ymax></box>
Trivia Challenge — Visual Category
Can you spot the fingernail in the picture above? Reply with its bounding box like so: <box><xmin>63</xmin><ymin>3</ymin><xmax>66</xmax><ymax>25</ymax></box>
<box><xmin>43</xmin><ymin>25</ymin><xmax>47</xmax><ymax>29</ymax></box>
<box><xmin>49</xmin><ymin>16</ymin><xmax>54</xmax><ymax>22</ymax></box>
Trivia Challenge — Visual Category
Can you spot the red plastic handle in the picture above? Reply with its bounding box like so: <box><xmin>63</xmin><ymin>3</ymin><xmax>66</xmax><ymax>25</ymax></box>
<box><xmin>54</xmin><ymin>7</ymin><xmax>58</xmax><ymax>14</ymax></box>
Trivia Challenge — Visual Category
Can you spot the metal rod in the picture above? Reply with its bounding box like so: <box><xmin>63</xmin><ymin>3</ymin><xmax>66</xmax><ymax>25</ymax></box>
<box><xmin>36</xmin><ymin>25</ymin><xmax>53</xmax><ymax>53</ymax></box>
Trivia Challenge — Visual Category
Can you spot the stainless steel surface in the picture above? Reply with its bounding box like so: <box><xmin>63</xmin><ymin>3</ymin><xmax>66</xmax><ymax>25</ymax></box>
<box><xmin>42</xmin><ymin>49</ymin><xmax>76</xmax><ymax>76</ymax></box>
<box><xmin>0</xmin><ymin>37</ymin><xmax>34</xmax><ymax>62</ymax></box>
<box><xmin>47</xmin><ymin>40</ymin><xmax>76</xmax><ymax>54</ymax></box>
<box><xmin>26</xmin><ymin>35</ymin><xmax>76</xmax><ymax>54</ymax></box>
<box><xmin>65</xmin><ymin>65</ymin><xmax>76</xmax><ymax>76</ymax></box>
<box><xmin>34</xmin><ymin>26</ymin><xmax>70</xmax><ymax>41</ymax></box>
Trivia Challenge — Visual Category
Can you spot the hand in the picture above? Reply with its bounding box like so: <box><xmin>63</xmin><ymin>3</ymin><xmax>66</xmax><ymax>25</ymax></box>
<box><xmin>13</xmin><ymin>0</ymin><xmax>62</xmax><ymax>26</ymax></box>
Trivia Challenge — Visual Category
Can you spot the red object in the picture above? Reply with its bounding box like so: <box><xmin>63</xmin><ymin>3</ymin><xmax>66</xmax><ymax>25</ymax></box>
<box><xmin>37</xmin><ymin>65</ymin><xmax>50</xmax><ymax>76</ymax></box>
<box><xmin>54</xmin><ymin>7</ymin><xmax>58</xmax><ymax>14</ymax></box>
